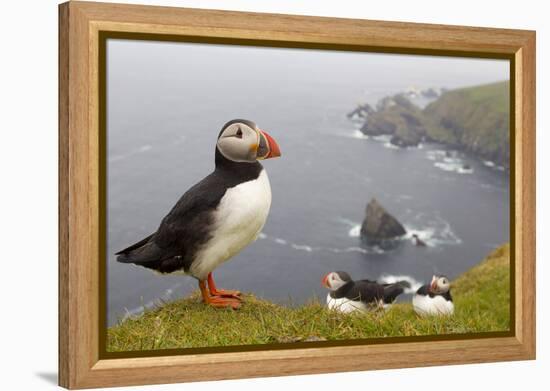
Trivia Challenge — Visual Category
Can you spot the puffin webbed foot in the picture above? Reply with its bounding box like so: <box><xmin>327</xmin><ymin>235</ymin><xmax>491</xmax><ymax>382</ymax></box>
<box><xmin>199</xmin><ymin>280</ymin><xmax>241</xmax><ymax>310</ymax></box>
<box><xmin>206</xmin><ymin>295</ymin><xmax>241</xmax><ymax>310</ymax></box>
<box><xmin>207</xmin><ymin>272</ymin><xmax>242</xmax><ymax>300</ymax></box>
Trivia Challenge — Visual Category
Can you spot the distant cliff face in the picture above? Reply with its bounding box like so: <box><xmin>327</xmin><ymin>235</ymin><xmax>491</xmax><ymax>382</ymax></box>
<box><xmin>424</xmin><ymin>81</ymin><xmax>510</xmax><ymax>167</ymax></box>
<box><xmin>354</xmin><ymin>81</ymin><xmax>510</xmax><ymax>167</ymax></box>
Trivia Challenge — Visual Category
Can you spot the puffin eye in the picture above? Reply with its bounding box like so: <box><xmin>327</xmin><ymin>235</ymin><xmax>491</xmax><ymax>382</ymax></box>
<box><xmin>235</xmin><ymin>128</ymin><xmax>243</xmax><ymax>138</ymax></box>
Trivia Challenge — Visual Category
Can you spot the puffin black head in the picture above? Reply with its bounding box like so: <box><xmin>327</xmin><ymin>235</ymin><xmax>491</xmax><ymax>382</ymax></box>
<box><xmin>430</xmin><ymin>275</ymin><xmax>451</xmax><ymax>294</ymax></box>
<box><xmin>216</xmin><ymin>119</ymin><xmax>281</xmax><ymax>165</ymax></box>
<box><xmin>322</xmin><ymin>271</ymin><xmax>352</xmax><ymax>291</ymax></box>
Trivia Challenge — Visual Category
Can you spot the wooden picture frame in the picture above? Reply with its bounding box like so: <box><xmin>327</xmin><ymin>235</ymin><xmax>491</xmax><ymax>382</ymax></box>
<box><xmin>59</xmin><ymin>1</ymin><xmax>536</xmax><ymax>388</ymax></box>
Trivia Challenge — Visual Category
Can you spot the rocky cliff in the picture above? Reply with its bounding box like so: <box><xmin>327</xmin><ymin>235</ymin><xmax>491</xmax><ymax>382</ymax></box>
<box><xmin>353</xmin><ymin>81</ymin><xmax>510</xmax><ymax>167</ymax></box>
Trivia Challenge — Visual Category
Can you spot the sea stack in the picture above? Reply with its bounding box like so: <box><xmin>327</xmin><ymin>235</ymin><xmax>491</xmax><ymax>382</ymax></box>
<box><xmin>360</xmin><ymin>198</ymin><xmax>406</xmax><ymax>245</ymax></box>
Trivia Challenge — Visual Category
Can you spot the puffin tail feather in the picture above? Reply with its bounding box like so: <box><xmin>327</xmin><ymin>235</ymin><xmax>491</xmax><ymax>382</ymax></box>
<box><xmin>382</xmin><ymin>280</ymin><xmax>410</xmax><ymax>303</ymax></box>
<box><xmin>115</xmin><ymin>233</ymin><xmax>154</xmax><ymax>256</ymax></box>
<box><xmin>115</xmin><ymin>234</ymin><xmax>164</xmax><ymax>265</ymax></box>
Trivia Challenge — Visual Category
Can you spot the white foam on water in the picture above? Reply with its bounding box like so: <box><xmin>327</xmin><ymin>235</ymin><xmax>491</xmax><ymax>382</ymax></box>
<box><xmin>109</xmin><ymin>144</ymin><xmax>153</xmax><ymax>163</ymax></box>
<box><xmin>258</xmin><ymin>232</ymin><xmax>267</xmax><ymax>239</ymax></box>
<box><xmin>443</xmin><ymin>157</ymin><xmax>460</xmax><ymax>164</ymax></box>
<box><xmin>372</xmin><ymin>134</ymin><xmax>392</xmax><ymax>143</ymax></box>
<box><xmin>483</xmin><ymin>160</ymin><xmax>495</xmax><ymax>167</ymax></box>
<box><xmin>403</xmin><ymin>225</ymin><xmax>436</xmax><ymax>247</ymax></box>
<box><xmin>434</xmin><ymin>161</ymin><xmax>474</xmax><ymax>174</ymax></box>
<box><xmin>291</xmin><ymin>244</ymin><xmax>313</xmax><ymax>252</ymax></box>
<box><xmin>425</xmin><ymin>150</ymin><xmax>448</xmax><ymax>162</ymax></box>
<box><xmin>435</xmin><ymin>219</ymin><xmax>463</xmax><ymax>245</ymax></box>
<box><xmin>326</xmin><ymin>129</ymin><xmax>369</xmax><ymax>140</ymax></box>
<box><xmin>261</xmin><ymin>227</ymin><xmax>388</xmax><ymax>255</ymax></box>
<box><xmin>378</xmin><ymin>274</ymin><xmax>423</xmax><ymax>294</ymax></box>
<box><xmin>350</xmin><ymin>130</ymin><xmax>369</xmax><ymax>139</ymax></box>
<box><xmin>426</xmin><ymin>149</ymin><xmax>474</xmax><ymax>175</ymax></box>
<box><xmin>383</xmin><ymin>141</ymin><xmax>399</xmax><ymax>150</ymax></box>
<box><xmin>348</xmin><ymin>225</ymin><xmax>361</xmax><ymax>238</ymax></box>
<box><xmin>403</xmin><ymin>214</ymin><xmax>462</xmax><ymax>247</ymax></box>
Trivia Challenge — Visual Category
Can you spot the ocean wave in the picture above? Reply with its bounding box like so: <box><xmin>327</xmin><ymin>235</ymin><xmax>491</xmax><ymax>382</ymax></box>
<box><xmin>259</xmin><ymin>231</ymin><xmax>384</xmax><ymax>255</ymax></box>
<box><xmin>326</xmin><ymin>129</ymin><xmax>370</xmax><ymax>140</ymax></box>
<box><xmin>350</xmin><ymin>130</ymin><xmax>369</xmax><ymax>139</ymax></box>
<box><xmin>403</xmin><ymin>215</ymin><xmax>462</xmax><ymax>247</ymax></box>
<box><xmin>109</xmin><ymin>145</ymin><xmax>153</xmax><ymax>163</ymax></box>
<box><xmin>348</xmin><ymin>225</ymin><xmax>361</xmax><ymax>238</ymax></box>
<box><xmin>434</xmin><ymin>161</ymin><xmax>474</xmax><ymax>174</ymax></box>
<box><xmin>378</xmin><ymin>274</ymin><xmax>423</xmax><ymax>294</ymax></box>
<box><xmin>371</xmin><ymin>134</ymin><xmax>392</xmax><ymax>143</ymax></box>
<box><xmin>426</xmin><ymin>149</ymin><xmax>474</xmax><ymax>174</ymax></box>
<box><xmin>327</xmin><ymin>246</ymin><xmax>384</xmax><ymax>255</ymax></box>
<box><xmin>482</xmin><ymin>161</ymin><xmax>506</xmax><ymax>171</ymax></box>
<box><xmin>291</xmin><ymin>244</ymin><xmax>314</xmax><ymax>252</ymax></box>
<box><xmin>425</xmin><ymin>149</ymin><xmax>449</xmax><ymax>162</ymax></box>
<box><xmin>383</xmin><ymin>141</ymin><xmax>399</xmax><ymax>150</ymax></box>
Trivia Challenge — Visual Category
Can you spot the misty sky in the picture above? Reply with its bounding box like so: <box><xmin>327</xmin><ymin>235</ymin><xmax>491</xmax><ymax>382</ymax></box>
<box><xmin>108</xmin><ymin>39</ymin><xmax>509</xmax><ymax>100</ymax></box>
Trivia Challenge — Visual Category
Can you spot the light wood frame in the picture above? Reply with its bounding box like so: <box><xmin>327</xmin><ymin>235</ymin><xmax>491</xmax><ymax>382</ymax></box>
<box><xmin>59</xmin><ymin>1</ymin><xmax>536</xmax><ymax>388</ymax></box>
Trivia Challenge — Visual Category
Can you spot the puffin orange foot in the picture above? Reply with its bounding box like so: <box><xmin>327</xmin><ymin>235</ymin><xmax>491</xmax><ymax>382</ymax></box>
<box><xmin>211</xmin><ymin>289</ymin><xmax>242</xmax><ymax>300</ymax></box>
<box><xmin>199</xmin><ymin>280</ymin><xmax>241</xmax><ymax>309</ymax></box>
<box><xmin>207</xmin><ymin>272</ymin><xmax>242</xmax><ymax>300</ymax></box>
<box><xmin>206</xmin><ymin>296</ymin><xmax>241</xmax><ymax>310</ymax></box>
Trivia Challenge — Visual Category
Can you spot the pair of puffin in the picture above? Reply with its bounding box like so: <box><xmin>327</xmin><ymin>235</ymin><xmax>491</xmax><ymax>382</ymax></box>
<box><xmin>322</xmin><ymin>271</ymin><xmax>454</xmax><ymax>316</ymax></box>
<box><xmin>116</xmin><ymin>119</ymin><xmax>281</xmax><ymax>310</ymax></box>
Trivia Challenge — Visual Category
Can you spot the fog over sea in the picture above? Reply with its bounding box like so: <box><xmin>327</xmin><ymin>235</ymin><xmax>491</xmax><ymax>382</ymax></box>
<box><xmin>107</xmin><ymin>40</ymin><xmax>510</xmax><ymax>326</ymax></box>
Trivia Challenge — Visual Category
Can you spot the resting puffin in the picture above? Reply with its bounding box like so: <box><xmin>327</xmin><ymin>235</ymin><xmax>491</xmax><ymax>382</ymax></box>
<box><xmin>116</xmin><ymin>119</ymin><xmax>281</xmax><ymax>309</ymax></box>
<box><xmin>321</xmin><ymin>271</ymin><xmax>410</xmax><ymax>313</ymax></box>
<box><xmin>412</xmin><ymin>275</ymin><xmax>454</xmax><ymax>316</ymax></box>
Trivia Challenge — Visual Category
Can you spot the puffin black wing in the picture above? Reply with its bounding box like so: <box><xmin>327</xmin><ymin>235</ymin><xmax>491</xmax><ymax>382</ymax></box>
<box><xmin>342</xmin><ymin>281</ymin><xmax>384</xmax><ymax>303</ymax></box>
<box><xmin>350</xmin><ymin>280</ymin><xmax>409</xmax><ymax>304</ymax></box>
<box><xmin>115</xmin><ymin>170</ymin><xmax>234</xmax><ymax>274</ymax></box>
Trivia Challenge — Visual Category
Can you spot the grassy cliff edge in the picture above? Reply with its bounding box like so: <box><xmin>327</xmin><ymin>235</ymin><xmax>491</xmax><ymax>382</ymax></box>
<box><xmin>107</xmin><ymin>244</ymin><xmax>510</xmax><ymax>352</ymax></box>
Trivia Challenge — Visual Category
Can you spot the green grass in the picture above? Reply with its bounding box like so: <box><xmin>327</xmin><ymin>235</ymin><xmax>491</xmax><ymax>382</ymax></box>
<box><xmin>107</xmin><ymin>244</ymin><xmax>510</xmax><ymax>352</ymax></box>
<box><xmin>424</xmin><ymin>80</ymin><xmax>510</xmax><ymax>165</ymax></box>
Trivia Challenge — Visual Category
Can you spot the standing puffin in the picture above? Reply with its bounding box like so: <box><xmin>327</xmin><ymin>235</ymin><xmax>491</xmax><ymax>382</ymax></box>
<box><xmin>321</xmin><ymin>271</ymin><xmax>410</xmax><ymax>313</ymax></box>
<box><xmin>412</xmin><ymin>275</ymin><xmax>454</xmax><ymax>316</ymax></box>
<box><xmin>116</xmin><ymin>119</ymin><xmax>281</xmax><ymax>310</ymax></box>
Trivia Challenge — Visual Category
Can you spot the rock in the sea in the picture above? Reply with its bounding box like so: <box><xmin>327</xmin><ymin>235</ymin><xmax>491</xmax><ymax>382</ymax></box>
<box><xmin>347</xmin><ymin>103</ymin><xmax>374</xmax><ymax>119</ymax></box>
<box><xmin>359</xmin><ymin>94</ymin><xmax>426</xmax><ymax>146</ymax></box>
<box><xmin>360</xmin><ymin>198</ymin><xmax>407</xmax><ymax>244</ymax></box>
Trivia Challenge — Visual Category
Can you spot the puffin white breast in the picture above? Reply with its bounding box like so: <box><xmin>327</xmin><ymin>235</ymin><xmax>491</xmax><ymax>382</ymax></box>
<box><xmin>190</xmin><ymin>169</ymin><xmax>272</xmax><ymax>279</ymax></box>
<box><xmin>326</xmin><ymin>294</ymin><xmax>369</xmax><ymax>313</ymax></box>
<box><xmin>412</xmin><ymin>294</ymin><xmax>454</xmax><ymax>316</ymax></box>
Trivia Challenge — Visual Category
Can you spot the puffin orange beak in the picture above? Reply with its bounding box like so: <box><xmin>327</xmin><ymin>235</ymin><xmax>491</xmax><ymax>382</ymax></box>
<box><xmin>321</xmin><ymin>273</ymin><xmax>330</xmax><ymax>288</ymax></box>
<box><xmin>257</xmin><ymin>129</ymin><xmax>281</xmax><ymax>160</ymax></box>
<box><xmin>430</xmin><ymin>277</ymin><xmax>438</xmax><ymax>292</ymax></box>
